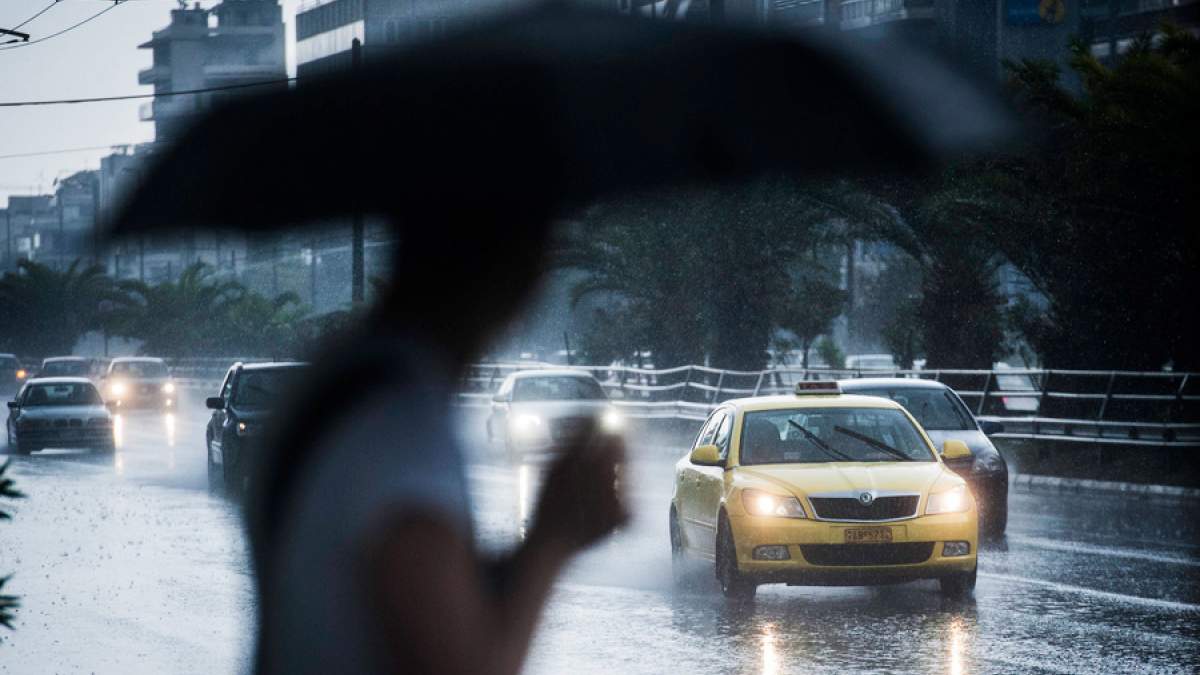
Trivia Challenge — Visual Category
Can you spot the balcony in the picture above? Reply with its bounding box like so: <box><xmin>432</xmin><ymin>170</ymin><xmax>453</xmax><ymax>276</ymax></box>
<box><xmin>137</xmin><ymin>65</ymin><xmax>171</xmax><ymax>86</ymax></box>
<box><xmin>202</xmin><ymin>63</ymin><xmax>286</xmax><ymax>82</ymax></box>
<box><xmin>837</xmin><ymin>0</ymin><xmax>935</xmax><ymax>30</ymax></box>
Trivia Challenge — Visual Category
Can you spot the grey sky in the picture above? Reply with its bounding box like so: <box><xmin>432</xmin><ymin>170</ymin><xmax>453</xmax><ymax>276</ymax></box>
<box><xmin>1</xmin><ymin>0</ymin><xmax>300</xmax><ymax>203</ymax></box>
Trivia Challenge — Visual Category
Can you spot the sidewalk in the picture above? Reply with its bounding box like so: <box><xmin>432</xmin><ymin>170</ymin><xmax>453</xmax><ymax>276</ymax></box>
<box><xmin>1012</xmin><ymin>473</ymin><xmax>1200</xmax><ymax>500</ymax></box>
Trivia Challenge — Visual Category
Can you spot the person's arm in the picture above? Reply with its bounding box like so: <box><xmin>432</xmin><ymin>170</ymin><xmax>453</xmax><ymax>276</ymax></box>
<box><xmin>367</xmin><ymin>433</ymin><xmax>626</xmax><ymax>675</ymax></box>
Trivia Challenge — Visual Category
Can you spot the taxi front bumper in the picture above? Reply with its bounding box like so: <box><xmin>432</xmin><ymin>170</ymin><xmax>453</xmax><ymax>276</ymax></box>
<box><xmin>729</xmin><ymin>510</ymin><xmax>977</xmax><ymax>584</ymax></box>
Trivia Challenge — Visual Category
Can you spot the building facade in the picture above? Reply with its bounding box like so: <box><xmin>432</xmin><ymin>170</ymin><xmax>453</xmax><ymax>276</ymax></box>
<box><xmin>138</xmin><ymin>0</ymin><xmax>287</xmax><ymax>141</ymax></box>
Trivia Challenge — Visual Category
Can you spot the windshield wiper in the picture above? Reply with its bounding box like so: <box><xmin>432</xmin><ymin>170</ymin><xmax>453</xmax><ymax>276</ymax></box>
<box><xmin>787</xmin><ymin>420</ymin><xmax>855</xmax><ymax>462</ymax></box>
<box><xmin>833</xmin><ymin>425</ymin><xmax>913</xmax><ymax>462</ymax></box>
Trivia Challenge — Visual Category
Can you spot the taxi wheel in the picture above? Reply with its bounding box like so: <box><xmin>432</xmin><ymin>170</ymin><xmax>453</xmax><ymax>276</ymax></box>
<box><xmin>939</xmin><ymin>565</ymin><xmax>977</xmax><ymax>599</ymax></box>
<box><xmin>716</xmin><ymin>516</ymin><xmax>756</xmax><ymax>600</ymax></box>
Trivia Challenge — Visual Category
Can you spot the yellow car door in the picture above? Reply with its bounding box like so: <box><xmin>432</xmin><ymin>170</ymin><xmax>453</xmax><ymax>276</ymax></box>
<box><xmin>677</xmin><ymin>410</ymin><xmax>723</xmax><ymax>552</ymax></box>
<box><xmin>691</xmin><ymin>410</ymin><xmax>734</xmax><ymax>558</ymax></box>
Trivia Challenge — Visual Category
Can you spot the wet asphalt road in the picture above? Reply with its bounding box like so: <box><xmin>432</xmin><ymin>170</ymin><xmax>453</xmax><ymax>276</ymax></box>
<box><xmin>1</xmin><ymin>397</ymin><xmax>1198</xmax><ymax>674</ymax></box>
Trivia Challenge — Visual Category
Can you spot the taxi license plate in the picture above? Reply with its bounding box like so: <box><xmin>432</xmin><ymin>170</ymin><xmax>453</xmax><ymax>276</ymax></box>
<box><xmin>844</xmin><ymin>527</ymin><xmax>892</xmax><ymax>544</ymax></box>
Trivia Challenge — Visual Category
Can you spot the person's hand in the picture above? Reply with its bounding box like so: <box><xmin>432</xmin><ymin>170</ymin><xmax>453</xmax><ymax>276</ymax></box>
<box><xmin>527</xmin><ymin>425</ymin><xmax>628</xmax><ymax>555</ymax></box>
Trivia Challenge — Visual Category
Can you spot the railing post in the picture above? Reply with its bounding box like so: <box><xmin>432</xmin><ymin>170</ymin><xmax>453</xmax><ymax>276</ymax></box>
<box><xmin>752</xmin><ymin>370</ymin><xmax>764</xmax><ymax>396</ymax></box>
<box><xmin>1039</xmin><ymin>370</ymin><xmax>1052</xmax><ymax>417</ymax></box>
<box><xmin>1097</xmin><ymin>371</ymin><xmax>1116</xmax><ymax>421</ymax></box>
<box><xmin>713</xmin><ymin>370</ymin><xmax>725</xmax><ymax>403</ymax></box>
<box><xmin>977</xmin><ymin>371</ymin><xmax>993</xmax><ymax>416</ymax></box>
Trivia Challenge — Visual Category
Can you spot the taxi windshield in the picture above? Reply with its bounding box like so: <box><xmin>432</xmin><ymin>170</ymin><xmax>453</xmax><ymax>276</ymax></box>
<box><xmin>739</xmin><ymin>407</ymin><xmax>935</xmax><ymax>465</ymax></box>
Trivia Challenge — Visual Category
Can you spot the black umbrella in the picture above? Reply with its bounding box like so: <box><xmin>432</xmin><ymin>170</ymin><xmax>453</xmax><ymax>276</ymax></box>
<box><xmin>107</xmin><ymin>3</ymin><xmax>1011</xmax><ymax>237</ymax></box>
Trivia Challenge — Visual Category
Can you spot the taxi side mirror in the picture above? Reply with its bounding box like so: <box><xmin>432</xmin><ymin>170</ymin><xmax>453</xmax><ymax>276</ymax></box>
<box><xmin>690</xmin><ymin>444</ymin><xmax>724</xmax><ymax>467</ymax></box>
<box><xmin>941</xmin><ymin>439</ymin><xmax>972</xmax><ymax>460</ymax></box>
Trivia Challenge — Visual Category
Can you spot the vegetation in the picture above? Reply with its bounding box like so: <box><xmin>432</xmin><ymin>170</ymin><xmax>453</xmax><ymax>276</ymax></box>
<box><xmin>0</xmin><ymin>260</ymin><xmax>121</xmax><ymax>357</ymax></box>
<box><xmin>0</xmin><ymin>461</ymin><xmax>23</xmax><ymax>630</ymax></box>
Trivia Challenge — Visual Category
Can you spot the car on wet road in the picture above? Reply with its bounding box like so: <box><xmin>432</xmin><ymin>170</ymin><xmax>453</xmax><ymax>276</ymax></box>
<box><xmin>487</xmin><ymin>369</ymin><xmax>622</xmax><ymax>460</ymax></box>
<box><xmin>102</xmin><ymin>356</ymin><xmax>176</xmax><ymax>409</ymax></box>
<box><xmin>838</xmin><ymin>378</ymin><xmax>1009</xmax><ymax>536</ymax></box>
<box><xmin>670</xmin><ymin>381</ymin><xmax>978</xmax><ymax>599</ymax></box>
<box><xmin>5</xmin><ymin>377</ymin><xmax>115</xmax><ymax>455</ymax></box>
<box><xmin>206</xmin><ymin>361</ymin><xmax>308</xmax><ymax>492</ymax></box>
<box><xmin>37</xmin><ymin>356</ymin><xmax>97</xmax><ymax>380</ymax></box>
<box><xmin>0</xmin><ymin>353</ymin><xmax>29</xmax><ymax>398</ymax></box>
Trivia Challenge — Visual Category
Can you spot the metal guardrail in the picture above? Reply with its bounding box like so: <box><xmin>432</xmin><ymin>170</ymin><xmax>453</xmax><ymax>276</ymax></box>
<box><xmin>166</xmin><ymin>358</ymin><xmax>1200</xmax><ymax>447</ymax></box>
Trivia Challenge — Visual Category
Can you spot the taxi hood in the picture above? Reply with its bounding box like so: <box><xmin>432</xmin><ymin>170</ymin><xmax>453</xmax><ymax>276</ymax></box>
<box><xmin>737</xmin><ymin>461</ymin><xmax>954</xmax><ymax>498</ymax></box>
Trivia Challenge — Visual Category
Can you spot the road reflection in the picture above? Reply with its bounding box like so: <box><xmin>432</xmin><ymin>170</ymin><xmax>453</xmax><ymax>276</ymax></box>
<box><xmin>759</xmin><ymin>623</ymin><xmax>781</xmax><ymax>675</ymax></box>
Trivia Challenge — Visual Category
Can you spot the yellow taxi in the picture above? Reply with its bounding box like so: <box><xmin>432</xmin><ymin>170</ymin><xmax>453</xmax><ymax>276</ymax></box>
<box><xmin>669</xmin><ymin>381</ymin><xmax>978</xmax><ymax>599</ymax></box>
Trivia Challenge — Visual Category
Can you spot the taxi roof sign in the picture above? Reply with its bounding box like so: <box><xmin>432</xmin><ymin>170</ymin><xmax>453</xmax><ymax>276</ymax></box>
<box><xmin>794</xmin><ymin>381</ymin><xmax>841</xmax><ymax>395</ymax></box>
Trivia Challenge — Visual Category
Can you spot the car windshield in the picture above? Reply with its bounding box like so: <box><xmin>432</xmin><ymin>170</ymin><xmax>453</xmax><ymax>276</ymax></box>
<box><xmin>849</xmin><ymin>387</ymin><xmax>975</xmax><ymax>431</ymax></box>
<box><xmin>232</xmin><ymin>369</ymin><xmax>304</xmax><ymax>410</ymax></box>
<box><xmin>0</xmin><ymin>357</ymin><xmax>17</xmax><ymax>370</ymax></box>
<box><xmin>512</xmin><ymin>376</ymin><xmax>606</xmax><ymax>402</ymax></box>
<box><xmin>111</xmin><ymin>361</ymin><xmax>167</xmax><ymax>378</ymax></box>
<box><xmin>22</xmin><ymin>382</ymin><xmax>103</xmax><ymax>407</ymax></box>
<box><xmin>42</xmin><ymin>361</ymin><xmax>90</xmax><ymax>377</ymax></box>
<box><xmin>740</xmin><ymin>407</ymin><xmax>934</xmax><ymax>465</ymax></box>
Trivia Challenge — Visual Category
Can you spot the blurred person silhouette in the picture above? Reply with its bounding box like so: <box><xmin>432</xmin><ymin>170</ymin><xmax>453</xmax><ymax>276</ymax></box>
<box><xmin>107</xmin><ymin>4</ymin><xmax>1010</xmax><ymax>674</ymax></box>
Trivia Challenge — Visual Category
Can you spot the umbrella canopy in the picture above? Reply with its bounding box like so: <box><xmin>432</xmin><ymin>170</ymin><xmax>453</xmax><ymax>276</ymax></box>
<box><xmin>106</xmin><ymin>4</ymin><xmax>1012</xmax><ymax>236</ymax></box>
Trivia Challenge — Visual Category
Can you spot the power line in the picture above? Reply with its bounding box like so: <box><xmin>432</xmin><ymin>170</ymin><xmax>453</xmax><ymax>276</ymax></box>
<box><xmin>0</xmin><ymin>143</ymin><xmax>144</xmax><ymax>161</ymax></box>
<box><xmin>10</xmin><ymin>1</ymin><xmax>61</xmax><ymax>32</ymax></box>
<box><xmin>0</xmin><ymin>1</ymin><xmax>124</xmax><ymax>51</ymax></box>
<box><xmin>0</xmin><ymin>77</ymin><xmax>297</xmax><ymax>106</ymax></box>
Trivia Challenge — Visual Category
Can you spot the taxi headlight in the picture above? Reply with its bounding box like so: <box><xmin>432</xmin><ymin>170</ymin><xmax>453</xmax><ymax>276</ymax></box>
<box><xmin>742</xmin><ymin>489</ymin><xmax>806</xmax><ymax>518</ymax></box>
<box><xmin>110</xmin><ymin>381</ymin><xmax>127</xmax><ymax>396</ymax></box>
<box><xmin>600</xmin><ymin>409</ymin><xmax>623</xmax><ymax>432</ymax></box>
<box><xmin>926</xmin><ymin>485</ymin><xmax>970</xmax><ymax>515</ymax></box>
<box><xmin>162</xmin><ymin>382</ymin><xmax>176</xmax><ymax>394</ymax></box>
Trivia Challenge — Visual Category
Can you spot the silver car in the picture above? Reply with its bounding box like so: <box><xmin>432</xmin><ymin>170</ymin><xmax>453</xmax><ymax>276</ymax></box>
<box><xmin>838</xmin><ymin>377</ymin><xmax>1010</xmax><ymax>536</ymax></box>
<box><xmin>487</xmin><ymin>370</ymin><xmax>622</xmax><ymax>460</ymax></box>
<box><xmin>6</xmin><ymin>377</ymin><xmax>115</xmax><ymax>455</ymax></box>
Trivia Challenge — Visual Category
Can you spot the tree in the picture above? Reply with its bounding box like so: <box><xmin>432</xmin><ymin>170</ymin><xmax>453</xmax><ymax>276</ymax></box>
<box><xmin>0</xmin><ymin>259</ymin><xmax>121</xmax><ymax>357</ymax></box>
<box><xmin>979</xmin><ymin>26</ymin><xmax>1200</xmax><ymax>369</ymax></box>
<box><xmin>773</xmin><ymin>276</ymin><xmax>846</xmax><ymax>368</ymax></box>
<box><xmin>111</xmin><ymin>262</ymin><xmax>247</xmax><ymax>357</ymax></box>
<box><xmin>560</xmin><ymin>177</ymin><xmax>876</xmax><ymax>370</ymax></box>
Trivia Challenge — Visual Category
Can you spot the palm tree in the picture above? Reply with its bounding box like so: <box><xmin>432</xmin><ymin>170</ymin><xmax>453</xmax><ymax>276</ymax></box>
<box><xmin>112</xmin><ymin>262</ymin><xmax>247</xmax><ymax>357</ymax></box>
<box><xmin>0</xmin><ymin>259</ymin><xmax>121</xmax><ymax>357</ymax></box>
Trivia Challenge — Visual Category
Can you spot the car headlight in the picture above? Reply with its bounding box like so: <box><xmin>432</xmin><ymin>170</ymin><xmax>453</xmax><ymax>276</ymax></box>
<box><xmin>110</xmin><ymin>381</ymin><xmax>127</xmax><ymax>396</ymax></box>
<box><xmin>600</xmin><ymin>408</ymin><xmax>623</xmax><ymax>432</ymax></box>
<box><xmin>926</xmin><ymin>485</ymin><xmax>970</xmax><ymax>515</ymax></box>
<box><xmin>742</xmin><ymin>488</ymin><xmax>806</xmax><ymax>518</ymax></box>
<box><xmin>237</xmin><ymin>421</ymin><xmax>252</xmax><ymax>437</ymax></box>
<box><xmin>972</xmin><ymin>452</ymin><xmax>1004</xmax><ymax>474</ymax></box>
<box><xmin>15</xmin><ymin>369</ymin><xmax>27</xmax><ymax>380</ymax></box>
<box><xmin>162</xmin><ymin>382</ymin><xmax>176</xmax><ymax>394</ymax></box>
<box><xmin>511</xmin><ymin>414</ymin><xmax>543</xmax><ymax>438</ymax></box>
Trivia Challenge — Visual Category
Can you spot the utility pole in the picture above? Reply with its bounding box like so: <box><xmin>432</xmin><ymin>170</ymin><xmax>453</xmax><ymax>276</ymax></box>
<box><xmin>350</xmin><ymin>37</ymin><xmax>365</xmax><ymax>304</ymax></box>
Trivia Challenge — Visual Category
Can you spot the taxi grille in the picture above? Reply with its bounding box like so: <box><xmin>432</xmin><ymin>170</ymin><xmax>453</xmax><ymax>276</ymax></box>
<box><xmin>800</xmin><ymin>542</ymin><xmax>934</xmax><ymax>566</ymax></box>
<box><xmin>809</xmin><ymin>496</ymin><xmax>919</xmax><ymax>521</ymax></box>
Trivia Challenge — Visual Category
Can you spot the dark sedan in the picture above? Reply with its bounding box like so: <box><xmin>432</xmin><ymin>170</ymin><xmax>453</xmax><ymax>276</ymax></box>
<box><xmin>6</xmin><ymin>378</ymin><xmax>115</xmax><ymax>455</ymax></box>
<box><xmin>206</xmin><ymin>361</ymin><xmax>308</xmax><ymax>493</ymax></box>
<box><xmin>839</xmin><ymin>377</ymin><xmax>1009</xmax><ymax>536</ymax></box>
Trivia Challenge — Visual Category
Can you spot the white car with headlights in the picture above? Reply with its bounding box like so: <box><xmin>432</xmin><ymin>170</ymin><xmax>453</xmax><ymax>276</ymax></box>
<box><xmin>487</xmin><ymin>370</ymin><xmax>622</xmax><ymax>460</ymax></box>
<box><xmin>102</xmin><ymin>357</ymin><xmax>176</xmax><ymax>409</ymax></box>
